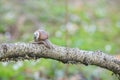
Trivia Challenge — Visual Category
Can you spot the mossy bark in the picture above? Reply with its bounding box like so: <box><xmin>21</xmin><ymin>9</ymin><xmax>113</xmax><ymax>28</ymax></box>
<box><xmin>0</xmin><ymin>42</ymin><xmax>120</xmax><ymax>77</ymax></box>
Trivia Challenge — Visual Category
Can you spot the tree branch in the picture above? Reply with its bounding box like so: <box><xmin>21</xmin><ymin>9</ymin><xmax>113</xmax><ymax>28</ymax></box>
<box><xmin>0</xmin><ymin>42</ymin><xmax>120</xmax><ymax>76</ymax></box>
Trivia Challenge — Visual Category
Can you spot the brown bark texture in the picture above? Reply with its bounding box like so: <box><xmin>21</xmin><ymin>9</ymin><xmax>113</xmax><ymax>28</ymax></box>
<box><xmin>0</xmin><ymin>42</ymin><xmax>120</xmax><ymax>76</ymax></box>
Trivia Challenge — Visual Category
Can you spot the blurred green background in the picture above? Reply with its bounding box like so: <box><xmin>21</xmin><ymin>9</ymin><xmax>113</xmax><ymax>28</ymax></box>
<box><xmin>0</xmin><ymin>0</ymin><xmax>120</xmax><ymax>80</ymax></box>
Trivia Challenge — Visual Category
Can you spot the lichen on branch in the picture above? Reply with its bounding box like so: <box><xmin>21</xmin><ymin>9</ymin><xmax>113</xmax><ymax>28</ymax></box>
<box><xmin>0</xmin><ymin>42</ymin><xmax>120</xmax><ymax>77</ymax></box>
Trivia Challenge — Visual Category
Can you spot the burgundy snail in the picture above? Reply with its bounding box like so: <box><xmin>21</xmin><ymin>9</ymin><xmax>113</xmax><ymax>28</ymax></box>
<box><xmin>33</xmin><ymin>29</ymin><xmax>52</xmax><ymax>49</ymax></box>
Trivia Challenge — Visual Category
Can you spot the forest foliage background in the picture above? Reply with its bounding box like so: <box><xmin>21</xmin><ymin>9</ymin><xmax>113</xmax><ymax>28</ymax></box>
<box><xmin>0</xmin><ymin>0</ymin><xmax>120</xmax><ymax>80</ymax></box>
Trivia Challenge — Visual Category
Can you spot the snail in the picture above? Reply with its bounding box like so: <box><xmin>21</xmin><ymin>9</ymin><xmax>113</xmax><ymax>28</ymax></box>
<box><xmin>33</xmin><ymin>29</ymin><xmax>52</xmax><ymax>49</ymax></box>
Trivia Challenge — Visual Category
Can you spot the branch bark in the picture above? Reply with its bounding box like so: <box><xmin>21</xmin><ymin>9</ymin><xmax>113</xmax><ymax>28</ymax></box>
<box><xmin>0</xmin><ymin>42</ymin><xmax>120</xmax><ymax>76</ymax></box>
